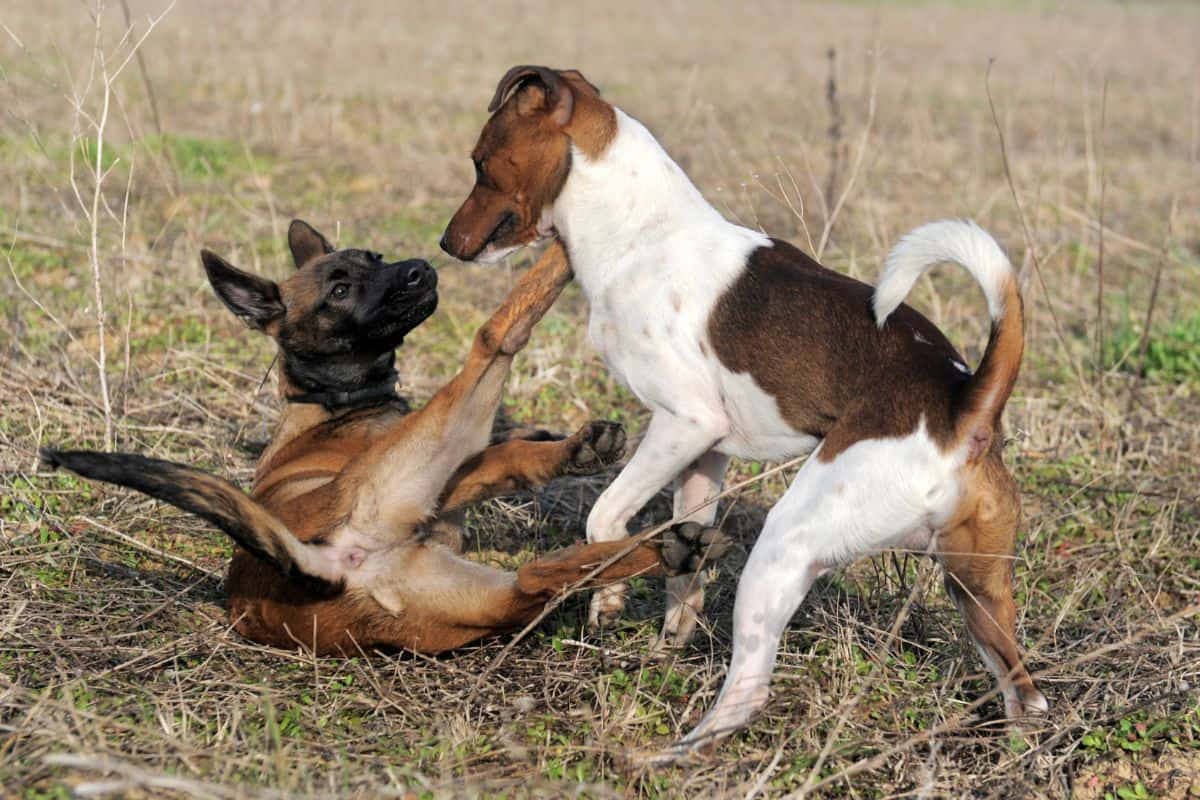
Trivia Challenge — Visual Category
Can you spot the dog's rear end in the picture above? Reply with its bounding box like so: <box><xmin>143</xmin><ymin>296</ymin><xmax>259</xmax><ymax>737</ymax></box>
<box><xmin>875</xmin><ymin>221</ymin><xmax>1045</xmax><ymax>720</ymax></box>
<box><xmin>670</xmin><ymin>220</ymin><xmax>1046</xmax><ymax>755</ymax></box>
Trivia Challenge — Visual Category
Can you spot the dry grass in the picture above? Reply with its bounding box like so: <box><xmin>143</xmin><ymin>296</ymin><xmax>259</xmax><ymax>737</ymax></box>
<box><xmin>2</xmin><ymin>1</ymin><xmax>1199</xmax><ymax>797</ymax></box>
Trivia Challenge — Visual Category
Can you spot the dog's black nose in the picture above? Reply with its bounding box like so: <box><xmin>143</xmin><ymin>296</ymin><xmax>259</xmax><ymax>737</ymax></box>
<box><xmin>438</xmin><ymin>231</ymin><xmax>452</xmax><ymax>256</ymax></box>
<box><xmin>400</xmin><ymin>260</ymin><xmax>434</xmax><ymax>288</ymax></box>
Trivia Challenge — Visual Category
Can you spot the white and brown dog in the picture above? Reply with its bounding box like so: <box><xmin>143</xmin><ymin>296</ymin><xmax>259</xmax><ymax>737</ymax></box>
<box><xmin>441</xmin><ymin>66</ymin><xmax>1047</xmax><ymax>756</ymax></box>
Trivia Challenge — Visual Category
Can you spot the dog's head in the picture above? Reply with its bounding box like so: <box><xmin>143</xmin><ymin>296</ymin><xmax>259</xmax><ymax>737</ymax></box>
<box><xmin>201</xmin><ymin>220</ymin><xmax>438</xmax><ymax>394</ymax></box>
<box><xmin>440</xmin><ymin>66</ymin><xmax>615</xmax><ymax>263</ymax></box>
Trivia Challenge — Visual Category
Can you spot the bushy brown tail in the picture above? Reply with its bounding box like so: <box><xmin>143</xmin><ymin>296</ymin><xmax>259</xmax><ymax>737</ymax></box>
<box><xmin>41</xmin><ymin>449</ymin><xmax>343</xmax><ymax>583</ymax></box>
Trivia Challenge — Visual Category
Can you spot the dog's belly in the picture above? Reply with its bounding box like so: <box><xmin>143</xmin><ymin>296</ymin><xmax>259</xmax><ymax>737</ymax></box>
<box><xmin>713</xmin><ymin>368</ymin><xmax>820</xmax><ymax>460</ymax></box>
<box><xmin>589</xmin><ymin>301</ymin><xmax>819</xmax><ymax>462</ymax></box>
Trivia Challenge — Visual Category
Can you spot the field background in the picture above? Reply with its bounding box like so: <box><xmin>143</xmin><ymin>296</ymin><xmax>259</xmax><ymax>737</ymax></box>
<box><xmin>2</xmin><ymin>1</ymin><xmax>1199</xmax><ymax>797</ymax></box>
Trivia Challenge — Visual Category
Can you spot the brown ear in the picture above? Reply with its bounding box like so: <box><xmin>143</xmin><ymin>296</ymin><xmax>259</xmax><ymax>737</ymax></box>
<box><xmin>288</xmin><ymin>219</ymin><xmax>334</xmax><ymax>269</ymax></box>
<box><xmin>558</xmin><ymin>69</ymin><xmax>601</xmax><ymax>96</ymax></box>
<box><xmin>201</xmin><ymin>250</ymin><xmax>284</xmax><ymax>330</ymax></box>
<box><xmin>488</xmin><ymin>65</ymin><xmax>574</xmax><ymax>127</ymax></box>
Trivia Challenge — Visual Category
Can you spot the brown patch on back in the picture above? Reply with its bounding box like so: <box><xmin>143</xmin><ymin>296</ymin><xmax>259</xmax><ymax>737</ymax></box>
<box><xmin>707</xmin><ymin>239</ymin><xmax>974</xmax><ymax>462</ymax></box>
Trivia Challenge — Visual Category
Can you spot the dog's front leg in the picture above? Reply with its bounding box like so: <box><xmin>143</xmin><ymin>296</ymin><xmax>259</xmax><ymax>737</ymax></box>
<box><xmin>345</xmin><ymin>243</ymin><xmax>573</xmax><ymax>529</ymax></box>
<box><xmin>585</xmin><ymin>410</ymin><xmax>727</xmax><ymax>629</ymax></box>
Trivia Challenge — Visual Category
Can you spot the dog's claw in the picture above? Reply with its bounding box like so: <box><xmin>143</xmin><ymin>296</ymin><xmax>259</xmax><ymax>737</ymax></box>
<box><xmin>660</xmin><ymin>522</ymin><xmax>731</xmax><ymax>575</ymax></box>
<box><xmin>563</xmin><ymin>420</ymin><xmax>626</xmax><ymax>475</ymax></box>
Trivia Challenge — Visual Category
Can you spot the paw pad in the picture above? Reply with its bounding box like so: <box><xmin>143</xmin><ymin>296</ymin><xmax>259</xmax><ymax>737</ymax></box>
<box><xmin>660</xmin><ymin>522</ymin><xmax>731</xmax><ymax>575</ymax></box>
<box><xmin>564</xmin><ymin>421</ymin><xmax>626</xmax><ymax>475</ymax></box>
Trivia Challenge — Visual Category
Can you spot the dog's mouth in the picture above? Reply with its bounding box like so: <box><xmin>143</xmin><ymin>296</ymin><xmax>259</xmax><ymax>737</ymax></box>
<box><xmin>373</xmin><ymin>289</ymin><xmax>438</xmax><ymax>342</ymax></box>
<box><xmin>473</xmin><ymin>242</ymin><xmax>523</xmax><ymax>265</ymax></box>
<box><xmin>396</xmin><ymin>289</ymin><xmax>438</xmax><ymax>324</ymax></box>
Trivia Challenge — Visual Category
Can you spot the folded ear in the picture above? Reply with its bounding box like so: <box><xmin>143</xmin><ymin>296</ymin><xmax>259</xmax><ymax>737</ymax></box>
<box><xmin>201</xmin><ymin>250</ymin><xmax>284</xmax><ymax>330</ymax></box>
<box><xmin>288</xmin><ymin>219</ymin><xmax>335</xmax><ymax>269</ymax></box>
<box><xmin>558</xmin><ymin>69</ymin><xmax>601</xmax><ymax>96</ymax></box>
<box><xmin>488</xmin><ymin>65</ymin><xmax>574</xmax><ymax>127</ymax></box>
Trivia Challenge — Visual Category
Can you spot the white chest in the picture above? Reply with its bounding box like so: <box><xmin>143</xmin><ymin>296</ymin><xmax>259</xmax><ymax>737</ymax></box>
<box><xmin>556</xmin><ymin>110</ymin><xmax>819</xmax><ymax>460</ymax></box>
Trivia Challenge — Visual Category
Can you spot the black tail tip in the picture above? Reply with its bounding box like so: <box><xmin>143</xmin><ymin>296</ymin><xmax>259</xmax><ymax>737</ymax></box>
<box><xmin>39</xmin><ymin>447</ymin><xmax>64</xmax><ymax>471</ymax></box>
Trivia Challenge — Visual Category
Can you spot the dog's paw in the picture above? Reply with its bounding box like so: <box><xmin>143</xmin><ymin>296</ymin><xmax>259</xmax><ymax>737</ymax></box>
<box><xmin>562</xmin><ymin>421</ymin><xmax>626</xmax><ymax>475</ymax></box>
<box><xmin>659</xmin><ymin>522</ymin><xmax>731</xmax><ymax>575</ymax></box>
<box><xmin>587</xmin><ymin>584</ymin><xmax>628</xmax><ymax>629</ymax></box>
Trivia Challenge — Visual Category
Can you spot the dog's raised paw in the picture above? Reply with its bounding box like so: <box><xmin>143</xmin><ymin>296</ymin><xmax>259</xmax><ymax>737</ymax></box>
<box><xmin>660</xmin><ymin>521</ymin><xmax>731</xmax><ymax>575</ymax></box>
<box><xmin>563</xmin><ymin>420</ymin><xmax>626</xmax><ymax>475</ymax></box>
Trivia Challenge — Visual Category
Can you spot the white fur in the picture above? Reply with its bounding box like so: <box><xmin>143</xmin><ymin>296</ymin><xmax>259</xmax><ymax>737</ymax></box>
<box><xmin>679</xmin><ymin>425</ymin><xmax>963</xmax><ymax>746</ymax></box>
<box><xmin>541</xmin><ymin>105</ymin><xmax>1033</xmax><ymax>752</ymax></box>
<box><xmin>872</xmin><ymin>219</ymin><xmax>1013</xmax><ymax>327</ymax></box>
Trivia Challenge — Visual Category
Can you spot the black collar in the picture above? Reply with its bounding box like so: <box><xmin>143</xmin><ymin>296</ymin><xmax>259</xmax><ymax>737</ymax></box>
<box><xmin>285</xmin><ymin>370</ymin><xmax>400</xmax><ymax>411</ymax></box>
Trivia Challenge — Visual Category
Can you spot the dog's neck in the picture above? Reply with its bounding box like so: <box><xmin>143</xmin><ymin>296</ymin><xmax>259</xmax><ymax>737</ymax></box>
<box><xmin>553</xmin><ymin>108</ymin><xmax>731</xmax><ymax>298</ymax></box>
<box><xmin>279</xmin><ymin>350</ymin><xmax>399</xmax><ymax>410</ymax></box>
<box><xmin>256</xmin><ymin>351</ymin><xmax>400</xmax><ymax>479</ymax></box>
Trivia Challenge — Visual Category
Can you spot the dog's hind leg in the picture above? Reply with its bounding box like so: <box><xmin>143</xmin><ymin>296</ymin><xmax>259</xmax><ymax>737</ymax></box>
<box><xmin>666</xmin><ymin>457</ymin><xmax>832</xmax><ymax>755</ymax></box>
<box><xmin>657</xmin><ymin>429</ymin><xmax>961</xmax><ymax>760</ymax></box>
<box><xmin>379</xmin><ymin>522</ymin><xmax>730</xmax><ymax>653</ymax></box>
<box><xmin>938</xmin><ymin>462</ymin><xmax>1047</xmax><ymax>719</ymax></box>
<box><xmin>656</xmin><ymin>449</ymin><xmax>730</xmax><ymax>652</ymax></box>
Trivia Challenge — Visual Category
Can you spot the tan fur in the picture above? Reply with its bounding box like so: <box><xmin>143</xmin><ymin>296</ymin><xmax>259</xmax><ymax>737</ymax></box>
<box><xmin>49</xmin><ymin>235</ymin><xmax>722</xmax><ymax>656</ymax></box>
<box><xmin>938</xmin><ymin>442</ymin><xmax>1043</xmax><ymax>716</ymax></box>
<box><xmin>225</xmin><ymin>241</ymin><xmax>680</xmax><ymax>654</ymax></box>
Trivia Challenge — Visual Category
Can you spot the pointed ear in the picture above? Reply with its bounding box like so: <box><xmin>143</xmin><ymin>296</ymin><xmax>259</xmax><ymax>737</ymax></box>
<box><xmin>489</xmin><ymin>65</ymin><xmax>574</xmax><ymax>127</ymax></box>
<box><xmin>288</xmin><ymin>219</ymin><xmax>334</xmax><ymax>269</ymax></box>
<box><xmin>201</xmin><ymin>250</ymin><xmax>284</xmax><ymax>331</ymax></box>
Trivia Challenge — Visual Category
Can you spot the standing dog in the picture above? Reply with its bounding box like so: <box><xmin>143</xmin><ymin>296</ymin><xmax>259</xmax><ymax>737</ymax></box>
<box><xmin>441</xmin><ymin>66</ymin><xmax>1047</xmax><ymax>755</ymax></box>
<box><xmin>43</xmin><ymin>221</ymin><xmax>727</xmax><ymax>655</ymax></box>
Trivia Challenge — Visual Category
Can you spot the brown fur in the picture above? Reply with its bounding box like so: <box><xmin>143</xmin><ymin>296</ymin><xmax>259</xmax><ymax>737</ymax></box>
<box><xmin>441</xmin><ymin>67</ymin><xmax>616</xmax><ymax>262</ymax></box>
<box><xmin>708</xmin><ymin>238</ymin><xmax>970</xmax><ymax>460</ymax></box>
<box><xmin>45</xmin><ymin>226</ymin><xmax>726</xmax><ymax>656</ymax></box>
<box><xmin>440</xmin><ymin>66</ymin><xmax>1042</xmax><ymax>724</ymax></box>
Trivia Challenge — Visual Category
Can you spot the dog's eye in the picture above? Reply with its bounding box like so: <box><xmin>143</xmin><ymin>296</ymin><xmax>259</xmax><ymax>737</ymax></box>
<box><xmin>473</xmin><ymin>157</ymin><xmax>486</xmax><ymax>179</ymax></box>
<box><xmin>330</xmin><ymin>283</ymin><xmax>350</xmax><ymax>300</ymax></box>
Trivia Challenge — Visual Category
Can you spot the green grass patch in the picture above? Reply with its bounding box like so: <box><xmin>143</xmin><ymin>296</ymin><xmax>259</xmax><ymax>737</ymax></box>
<box><xmin>144</xmin><ymin>133</ymin><xmax>269</xmax><ymax>180</ymax></box>
<box><xmin>1106</xmin><ymin>310</ymin><xmax>1200</xmax><ymax>384</ymax></box>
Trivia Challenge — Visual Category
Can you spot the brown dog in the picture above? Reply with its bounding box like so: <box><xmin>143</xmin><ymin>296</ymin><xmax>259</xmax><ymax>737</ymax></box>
<box><xmin>43</xmin><ymin>221</ymin><xmax>728</xmax><ymax>655</ymax></box>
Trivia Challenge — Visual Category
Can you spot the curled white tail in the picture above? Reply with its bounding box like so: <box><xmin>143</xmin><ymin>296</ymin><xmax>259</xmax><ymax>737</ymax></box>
<box><xmin>873</xmin><ymin>219</ymin><xmax>1013</xmax><ymax>328</ymax></box>
<box><xmin>872</xmin><ymin>219</ymin><xmax>1024</xmax><ymax>461</ymax></box>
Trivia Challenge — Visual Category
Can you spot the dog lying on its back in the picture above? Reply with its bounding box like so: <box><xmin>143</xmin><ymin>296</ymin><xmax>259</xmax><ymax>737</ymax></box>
<box><xmin>44</xmin><ymin>221</ymin><xmax>729</xmax><ymax>655</ymax></box>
